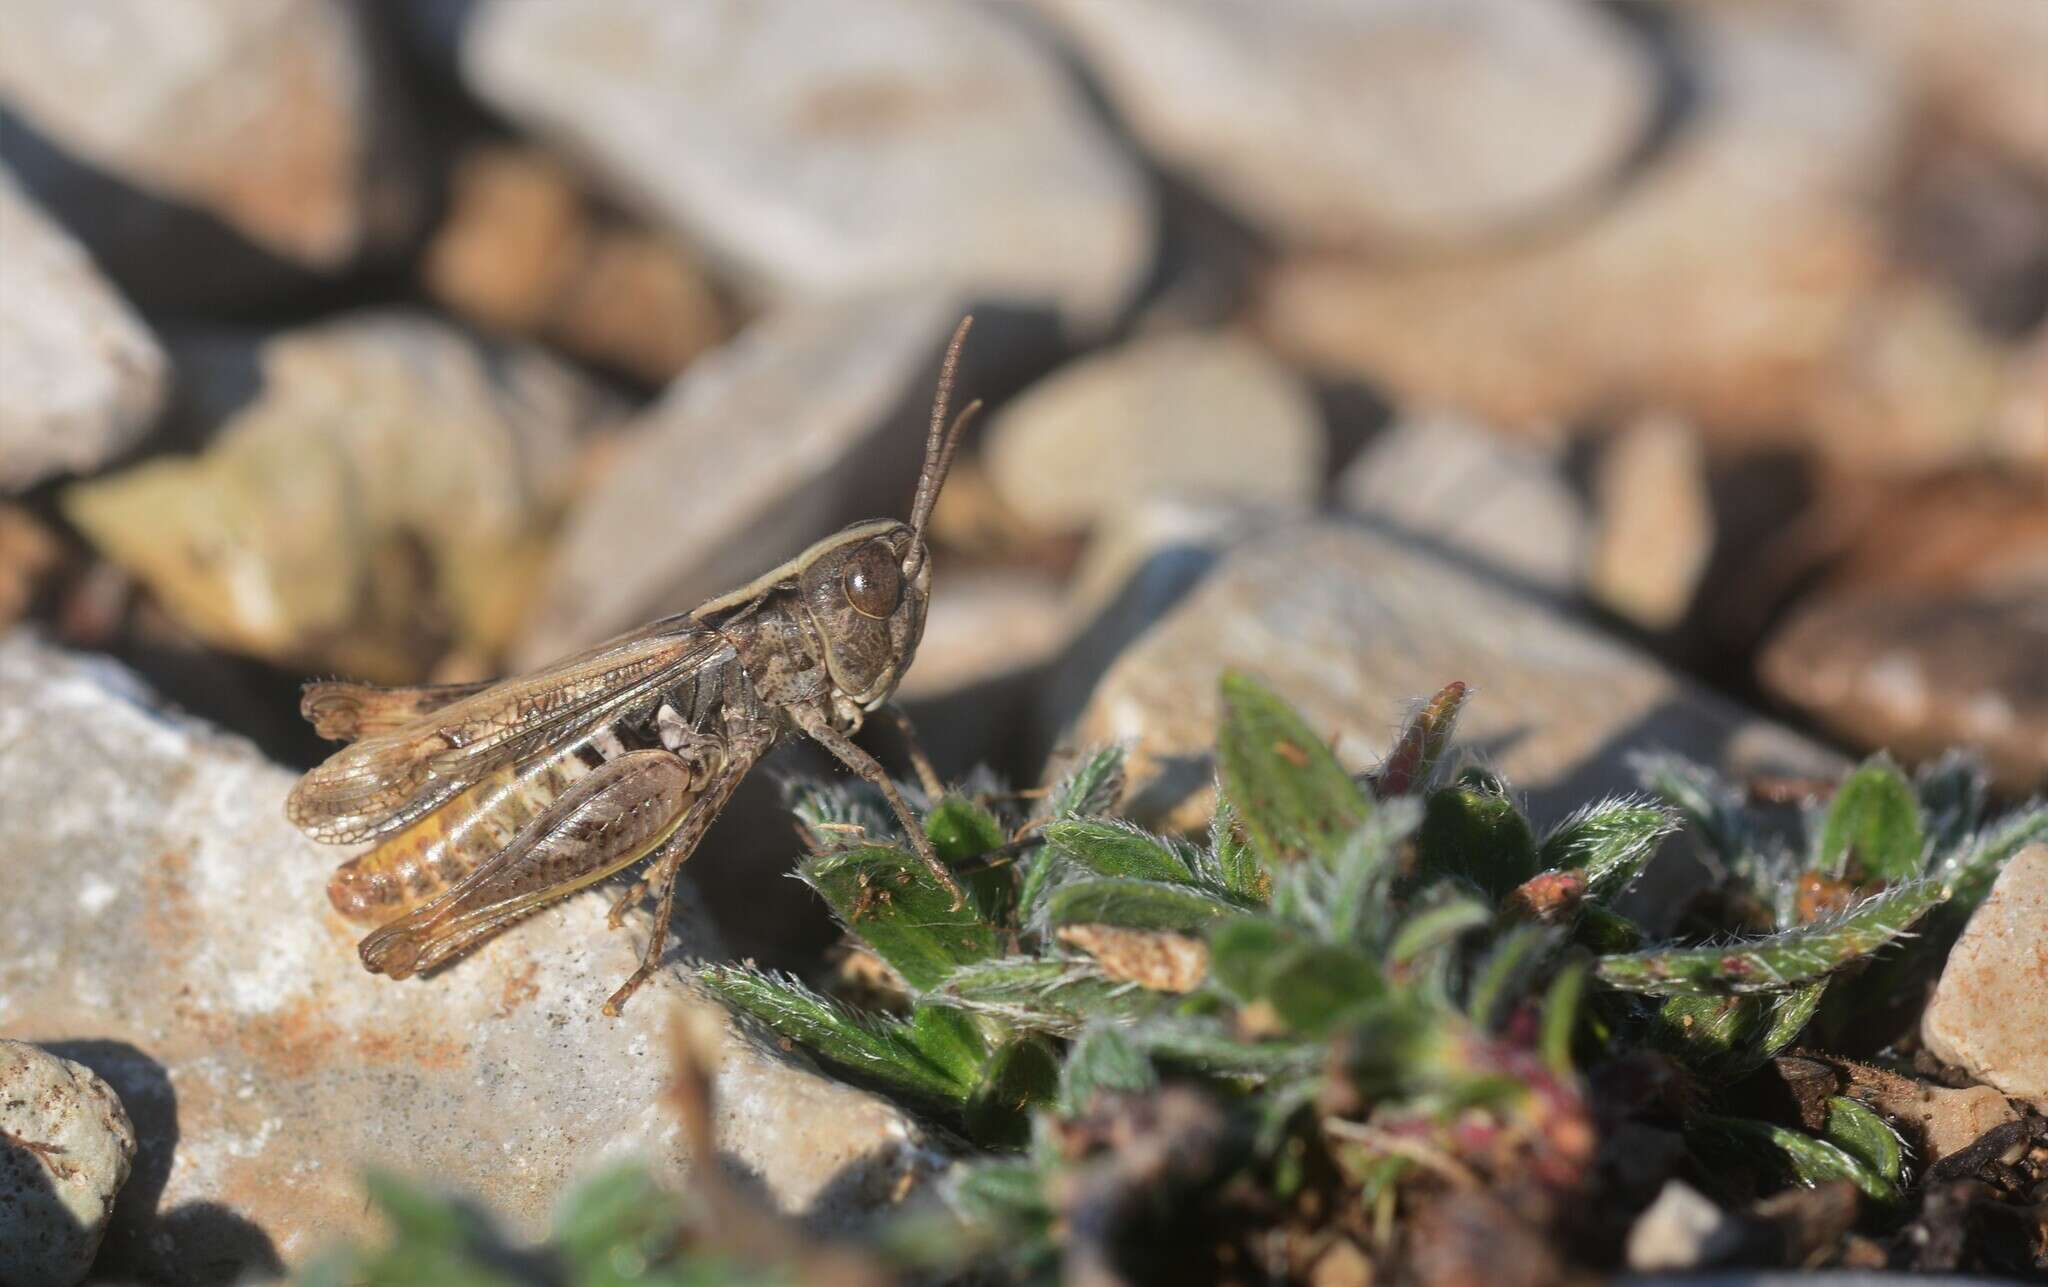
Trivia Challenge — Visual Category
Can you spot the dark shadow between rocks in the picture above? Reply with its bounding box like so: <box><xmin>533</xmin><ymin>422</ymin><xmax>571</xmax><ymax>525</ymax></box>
<box><xmin>0</xmin><ymin>106</ymin><xmax>328</xmax><ymax>319</ymax></box>
<box><xmin>41</xmin><ymin>1039</ymin><xmax>284</xmax><ymax>1286</ymax></box>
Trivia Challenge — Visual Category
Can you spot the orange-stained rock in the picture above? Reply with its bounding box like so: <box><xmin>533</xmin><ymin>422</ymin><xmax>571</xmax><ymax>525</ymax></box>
<box><xmin>1922</xmin><ymin>844</ymin><xmax>2048</xmax><ymax>1107</ymax></box>
<box><xmin>0</xmin><ymin>636</ymin><xmax>945</xmax><ymax>1281</ymax></box>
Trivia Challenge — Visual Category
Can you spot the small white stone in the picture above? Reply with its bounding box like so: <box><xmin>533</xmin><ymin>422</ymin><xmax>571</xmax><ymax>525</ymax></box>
<box><xmin>0</xmin><ymin>1039</ymin><xmax>138</xmax><ymax>1287</ymax></box>
<box><xmin>1626</xmin><ymin>1179</ymin><xmax>1739</xmax><ymax>1272</ymax></box>
<box><xmin>1922</xmin><ymin>844</ymin><xmax>2048</xmax><ymax>1106</ymax></box>
<box><xmin>0</xmin><ymin>165</ymin><xmax>165</xmax><ymax>493</ymax></box>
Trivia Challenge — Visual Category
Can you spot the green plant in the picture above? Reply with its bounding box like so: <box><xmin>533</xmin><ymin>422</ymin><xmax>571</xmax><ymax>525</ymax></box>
<box><xmin>314</xmin><ymin>672</ymin><xmax>2048</xmax><ymax>1281</ymax></box>
<box><xmin>701</xmin><ymin>672</ymin><xmax>2048</xmax><ymax>1277</ymax></box>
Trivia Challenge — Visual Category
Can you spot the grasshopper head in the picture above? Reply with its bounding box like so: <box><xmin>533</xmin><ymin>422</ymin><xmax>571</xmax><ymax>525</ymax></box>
<box><xmin>801</xmin><ymin>315</ymin><xmax>980</xmax><ymax>708</ymax></box>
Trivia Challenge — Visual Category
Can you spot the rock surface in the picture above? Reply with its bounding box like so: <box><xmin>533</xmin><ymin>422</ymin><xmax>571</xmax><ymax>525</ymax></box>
<box><xmin>62</xmin><ymin>310</ymin><xmax>615</xmax><ymax>682</ymax></box>
<box><xmin>0</xmin><ymin>166</ymin><xmax>166</xmax><ymax>493</ymax></box>
<box><xmin>1837</xmin><ymin>0</ymin><xmax>2048</xmax><ymax>176</ymax></box>
<box><xmin>1337</xmin><ymin>412</ymin><xmax>1583</xmax><ymax>595</ymax></box>
<box><xmin>1054</xmin><ymin>518</ymin><xmax>1837</xmax><ymax>831</ymax></box>
<box><xmin>1035</xmin><ymin>0</ymin><xmax>1652</xmax><ymax>247</ymax></box>
<box><xmin>0</xmin><ymin>635</ymin><xmax>944</xmax><ymax>1279</ymax></box>
<box><xmin>1921</xmin><ymin>844</ymin><xmax>2048</xmax><ymax>1106</ymax></box>
<box><xmin>0</xmin><ymin>1039</ymin><xmax>138</xmax><ymax>1287</ymax></box>
<box><xmin>423</xmin><ymin>144</ymin><xmax>728</xmax><ymax>386</ymax></box>
<box><xmin>1757</xmin><ymin>474</ymin><xmax>2048</xmax><ymax>792</ymax></box>
<box><xmin>1867</xmin><ymin>1082</ymin><xmax>2023</xmax><ymax>1169</ymax></box>
<box><xmin>517</xmin><ymin>292</ymin><xmax>972</xmax><ymax>667</ymax></box>
<box><xmin>1257</xmin><ymin>8</ymin><xmax>1900</xmax><ymax>438</ymax></box>
<box><xmin>1588</xmin><ymin>415</ymin><xmax>1714</xmax><ymax>631</ymax></box>
<box><xmin>983</xmin><ymin>330</ymin><xmax>1323</xmax><ymax>533</ymax></box>
<box><xmin>464</xmin><ymin>0</ymin><xmax>1150</xmax><ymax>329</ymax></box>
<box><xmin>1626</xmin><ymin>1179</ymin><xmax>1739</xmax><ymax>1273</ymax></box>
<box><xmin>0</xmin><ymin>0</ymin><xmax>421</xmax><ymax>279</ymax></box>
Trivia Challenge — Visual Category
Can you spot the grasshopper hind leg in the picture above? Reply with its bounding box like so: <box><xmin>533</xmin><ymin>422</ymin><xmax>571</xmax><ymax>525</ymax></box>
<box><xmin>358</xmin><ymin>749</ymin><xmax>698</xmax><ymax>980</ymax></box>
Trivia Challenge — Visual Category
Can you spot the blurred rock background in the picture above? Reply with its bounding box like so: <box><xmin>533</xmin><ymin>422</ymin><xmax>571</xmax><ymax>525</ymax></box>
<box><xmin>2</xmin><ymin>0</ymin><xmax>2046</xmax><ymax>1278</ymax></box>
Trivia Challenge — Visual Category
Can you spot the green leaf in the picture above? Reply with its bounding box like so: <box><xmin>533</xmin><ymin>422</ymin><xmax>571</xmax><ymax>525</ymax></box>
<box><xmin>1044</xmin><ymin>818</ymin><xmax>1193</xmax><ymax>884</ymax></box>
<box><xmin>1137</xmin><ymin>1017</ymin><xmax>1324</xmax><ymax>1080</ymax></box>
<box><xmin>965</xmin><ymin>1037</ymin><xmax>1060</xmax><ymax>1148</ymax></box>
<box><xmin>925</xmin><ymin>796</ymin><xmax>1006</xmax><ymax>863</ymax></box>
<box><xmin>552</xmin><ymin>1164</ymin><xmax>685</xmax><ymax>1285</ymax></box>
<box><xmin>948</xmin><ymin>1160</ymin><xmax>1050</xmax><ymax>1236</ymax></box>
<box><xmin>1934</xmin><ymin>803</ymin><xmax>2048</xmax><ymax>913</ymax></box>
<box><xmin>1208</xmin><ymin>917</ymin><xmax>1385</xmax><ymax>1037</ymax></box>
<box><xmin>1209</xmin><ymin>790</ymin><xmax>1269</xmax><ymax>903</ymax></box>
<box><xmin>1060</xmin><ymin>1026</ymin><xmax>1159</xmax><ymax>1115</ymax></box>
<box><xmin>1325</xmin><ymin>799</ymin><xmax>1424</xmax><ymax>946</ymax></box>
<box><xmin>1465</xmin><ymin>925</ymin><xmax>1561</xmax><ymax>1032</ymax></box>
<box><xmin>1217</xmin><ymin>670</ymin><xmax>1370</xmax><ymax>866</ymax></box>
<box><xmin>940</xmin><ymin>956</ymin><xmax>1163</xmax><ymax>1033</ymax></box>
<box><xmin>1818</xmin><ymin>755</ymin><xmax>1924</xmax><ymax>883</ymax></box>
<box><xmin>1416</xmin><ymin>786</ymin><xmax>1538</xmax><ymax>901</ymax></box>
<box><xmin>799</xmin><ymin>843</ymin><xmax>999</xmax><ymax>991</ymax></box>
<box><xmin>1043</xmin><ymin>877</ymin><xmax>1241</xmax><ymax>933</ymax></box>
<box><xmin>700</xmin><ymin>965</ymin><xmax>972</xmax><ymax>1103</ymax></box>
<box><xmin>1687</xmin><ymin>1115</ymin><xmax>1899</xmax><ymax>1205</ymax></box>
<box><xmin>1647</xmin><ymin>984</ymin><xmax>1823</xmax><ymax>1077</ymax></box>
<box><xmin>1633</xmin><ymin>753</ymin><xmax>1749</xmax><ymax>866</ymax></box>
<box><xmin>1539</xmin><ymin>798</ymin><xmax>1678</xmax><ymax>902</ymax></box>
<box><xmin>905</xmin><ymin>1003</ymin><xmax>991</xmax><ymax>1088</ymax></box>
<box><xmin>1050</xmin><ymin>746</ymin><xmax>1126</xmax><ymax>820</ymax></box>
<box><xmin>1017</xmin><ymin>844</ymin><xmax>1059</xmax><ymax>922</ymax></box>
<box><xmin>1574</xmin><ymin>903</ymin><xmax>1643</xmax><ymax>954</ymax></box>
<box><xmin>1385</xmin><ymin>894</ymin><xmax>1493</xmax><ymax>966</ymax></box>
<box><xmin>1822</xmin><ymin>1096</ymin><xmax>1904</xmax><ymax>1186</ymax></box>
<box><xmin>1540</xmin><ymin>958</ymin><xmax>1588</xmax><ymax>1076</ymax></box>
<box><xmin>1595</xmin><ymin>880</ymin><xmax>1945</xmax><ymax>996</ymax></box>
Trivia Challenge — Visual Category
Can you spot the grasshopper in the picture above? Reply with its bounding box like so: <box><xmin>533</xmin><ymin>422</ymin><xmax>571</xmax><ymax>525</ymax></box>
<box><xmin>286</xmin><ymin>318</ymin><xmax>981</xmax><ymax>1015</ymax></box>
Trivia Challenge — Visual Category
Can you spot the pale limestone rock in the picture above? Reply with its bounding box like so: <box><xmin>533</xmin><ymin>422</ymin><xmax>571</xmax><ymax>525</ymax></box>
<box><xmin>984</xmin><ymin>330</ymin><xmax>1324</xmax><ymax>533</ymax></box>
<box><xmin>1036</xmin><ymin>0</ymin><xmax>1654</xmax><ymax>247</ymax></box>
<box><xmin>464</xmin><ymin>0</ymin><xmax>1151</xmax><ymax>328</ymax></box>
<box><xmin>0</xmin><ymin>166</ymin><xmax>165</xmax><ymax>492</ymax></box>
<box><xmin>1922</xmin><ymin>844</ymin><xmax>2048</xmax><ymax>1106</ymax></box>
<box><xmin>0</xmin><ymin>635</ymin><xmax>946</xmax><ymax>1280</ymax></box>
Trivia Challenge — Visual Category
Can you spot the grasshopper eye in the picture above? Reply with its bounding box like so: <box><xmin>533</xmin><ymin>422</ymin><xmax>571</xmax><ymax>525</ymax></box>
<box><xmin>842</xmin><ymin>542</ymin><xmax>902</xmax><ymax>619</ymax></box>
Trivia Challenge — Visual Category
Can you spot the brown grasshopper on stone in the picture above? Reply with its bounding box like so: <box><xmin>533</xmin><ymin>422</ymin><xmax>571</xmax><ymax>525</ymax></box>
<box><xmin>285</xmin><ymin>318</ymin><xmax>981</xmax><ymax>1016</ymax></box>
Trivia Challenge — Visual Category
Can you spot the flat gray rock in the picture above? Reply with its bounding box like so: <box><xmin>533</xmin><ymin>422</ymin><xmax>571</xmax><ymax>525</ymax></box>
<box><xmin>0</xmin><ymin>0</ymin><xmax>422</xmax><ymax>283</ymax></box>
<box><xmin>984</xmin><ymin>330</ymin><xmax>1324</xmax><ymax>533</ymax></box>
<box><xmin>0</xmin><ymin>166</ymin><xmax>165</xmax><ymax>493</ymax></box>
<box><xmin>517</xmin><ymin>292</ymin><xmax>974</xmax><ymax>667</ymax></box>
<box><xmin>1338</xmin><ymin>412</ymin><xmax>1584</xmax><ymax>596</ymax></box>
<box><xmin>0</xmin><ymin>635</ymin><xmax>945</xmax><ymax>1279</ymax></box>
<box><xmin>1035</xmin><ymin>0</ymin><xmax>1653</xmax><ymax>247</ymax></box>
<box><xmin>465</xmin><ymin>0</ymin><xmax>1151</xmax><ymax>329</ymax></box>
<box><xmin>1054</xmin><ymin>518</ymin><xmax>1838</xmax><ymax>832</ymax></box>
<box><xmin>0</xmin><ymin>1039</ymin><xmax>138</xmax><ymax>1287</ymax></box>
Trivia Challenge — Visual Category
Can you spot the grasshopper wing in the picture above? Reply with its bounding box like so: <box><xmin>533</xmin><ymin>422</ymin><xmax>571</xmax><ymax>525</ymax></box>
<box><xmin>285</xmin><ymin>625</ymin><xmax>724</xmax><ymax>845</ymax></box>
<box><xmin>300</xmin><ymin>679</ymin><xmax>495</xmax><ymax>742</ymax></box>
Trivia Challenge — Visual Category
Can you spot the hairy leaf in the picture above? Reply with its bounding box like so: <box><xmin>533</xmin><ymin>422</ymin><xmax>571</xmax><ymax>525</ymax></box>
<box><xmin>1217</xmin><ymin>670</ymin><xmax>1370</xmax><ymax>866</ymax></box>
<box><xmin>1817</xmin><ymin>755</ymin><xmax>1923</xmax><ymax>883</ymax></box>
<box><xmin>1688</xmin><ymin>1115</ymin><xmax>1899</xmax><ymax>1205</ymax></box>
<box><xmin>1043</xmin><ymin>877</ymin><xmax>1241</xmax><ymax>933</ymax></box>
<box><xmin>699</xmin><ymin>966</ymin><xmax>973</xmax><ymax>1102</ymax></box>
<box><xmin>1045</xmin><ymin>817</ymin><xmax>1194</xmax><ymax>885</ymax></box>
<box><xmin>800</xmin><ymin>843</ymin><xmax>999</xmax><ymax>991</ymax></box>
<box><xmin>1416</xmin><ymin>786</ymin><xmax>1538</xmax><ymax>900</ymax></box>
<box><xmin>1539</xmin><ymin>798</ymin><xmax>1678</xmax><ymax>901</ymax></box>
<box><xmin>1596</xmin><ymin>881</ymin><xmax>1944</xmax><ymax>996</ymax></box>
<box><xmin>1060</xmin><ymin>1025</ymin><xmax>1159</xmax><ymax>1115</ymax></box>
<box><xmin>1822</xmin><ymin>1096</ymin><xmax>1904</xmax><ymax>1186</ymax></box>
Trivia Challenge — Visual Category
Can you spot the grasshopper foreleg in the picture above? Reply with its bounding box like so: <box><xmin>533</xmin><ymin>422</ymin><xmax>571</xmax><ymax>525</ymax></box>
<box><xmin>794</xmin><ymin>706</ymin><xmax>965</xmax><ymax>910</ymax></box>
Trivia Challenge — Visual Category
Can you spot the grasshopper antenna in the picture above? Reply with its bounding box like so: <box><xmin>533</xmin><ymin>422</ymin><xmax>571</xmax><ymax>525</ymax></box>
<box><xmin>905</xmin><ymin>315</ymin><xmax>981</xmax><ymax>580</ymax></box>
